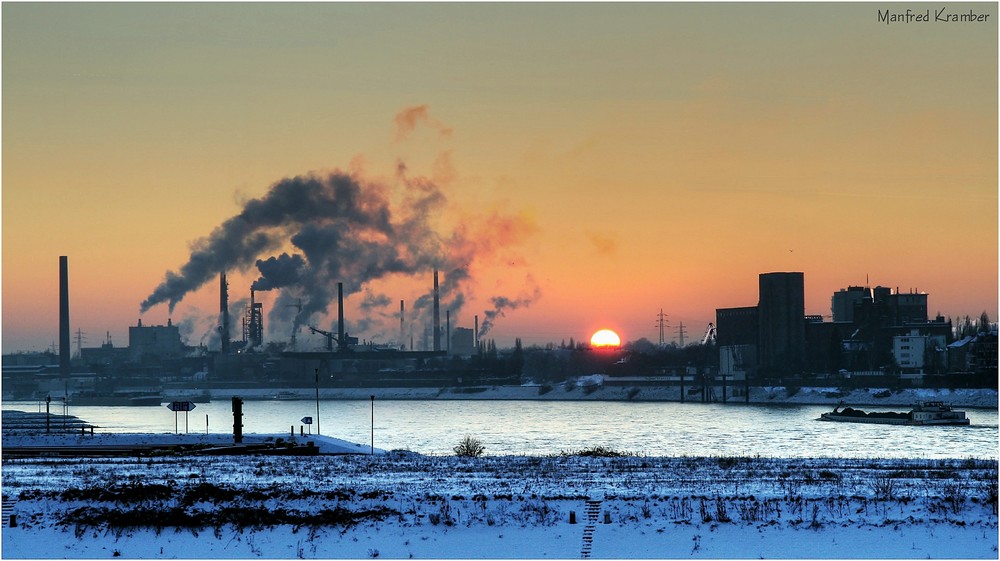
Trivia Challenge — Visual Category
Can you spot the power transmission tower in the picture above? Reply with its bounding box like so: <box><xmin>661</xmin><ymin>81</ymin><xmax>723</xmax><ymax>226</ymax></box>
<box><xmin>74</xmin><ymin>328</ymin><xmax>86</xmax><ymax>358</ymax></box>
<box><xmin>675</xmin><ymin>321</ymin><xmax>687</xmax><ymax>347</ymax></box>
<box><xmin>655</xmin><ymin>309</ymin><xmax>669</xmax><ymax>347</ymax></box>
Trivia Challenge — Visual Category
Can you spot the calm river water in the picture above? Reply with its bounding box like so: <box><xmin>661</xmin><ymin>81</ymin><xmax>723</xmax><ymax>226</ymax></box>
<box><xmin>5</xmin><ymin>399</ymin><xmax>997</xmax><ymax>459</ymax></box>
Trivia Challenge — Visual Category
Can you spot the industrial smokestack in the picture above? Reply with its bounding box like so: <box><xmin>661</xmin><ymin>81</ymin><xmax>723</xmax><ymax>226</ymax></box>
<box><xmin>220</xmin><ymin>272</ymin><xmax>230</xmax><ymax>354</ymax></box>
<box><xmin>246</xmin><ymin>288</ymin><xmax>263</xmax><ymax>347</ymax></box>
<box><xmin>446</xmin><ymin>309</ymin><xmax>450</xmax><ymax>353</ymax></box>
<box><xmin>474</xmin><ymin>315</ymin><xmax>479</xmax><ymax>353</ymax></box>
<box><xmin>59</xmin><ymin>256</ymin><xmax>70</xmax><ymax>378</ymax></box>
<box><xmin>337</xmin><ymin>282</ymin><xmax>345</xmax><ymax>352</ymax></box>
<box><xmin>433</xmin><ymin>269</ymin><xmax>440</xmax><ymax>352</ymax></box>
<box><xmin>400</xmin><ymin>300</ymin><xmax>405</xmax><ymax>350</ymax></box>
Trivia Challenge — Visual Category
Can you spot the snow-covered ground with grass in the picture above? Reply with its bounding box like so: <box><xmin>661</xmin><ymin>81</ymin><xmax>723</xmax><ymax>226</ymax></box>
<box><xmin>2</xmin><ymin>432</ymin><xmax>997</xmax><ymax>559</ymax></box>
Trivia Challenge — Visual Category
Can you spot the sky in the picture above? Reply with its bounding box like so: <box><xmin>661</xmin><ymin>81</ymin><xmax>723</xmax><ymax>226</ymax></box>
<box><xmin>3</xmin><ymin>2</ymin><xmax>997</xmax><ymax>354</ymax></box>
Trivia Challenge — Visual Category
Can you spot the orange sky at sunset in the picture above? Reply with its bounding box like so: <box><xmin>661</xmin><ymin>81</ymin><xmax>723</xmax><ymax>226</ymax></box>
<box><xmin>3</xmin><ymin>3</ymin><xmax>996</xmax><ymax>353</ymax></box>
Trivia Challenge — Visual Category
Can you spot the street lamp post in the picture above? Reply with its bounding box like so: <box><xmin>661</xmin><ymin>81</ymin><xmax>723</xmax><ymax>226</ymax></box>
<box><xmin>315</xmin><ymin>368</ymin><xmax>321</xmax><ymax>435</ymax></box>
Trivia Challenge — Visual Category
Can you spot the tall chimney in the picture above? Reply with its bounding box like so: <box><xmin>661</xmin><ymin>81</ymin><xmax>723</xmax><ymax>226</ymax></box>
<box><xmin>400</xmin><ymin>300</ymin><xmax>405</xmax><ymax>350</ymax></box>
<box><xmin>446</xmin><ymin>310</ymin><xmax>451</xmax><ymax>353</ymax></box>
<box><xmin>474</xmin><ymin>315</ymin><xmax>479</xmax><ymax>352</ymax></box>
<box><xmin>433</xmin><ymin>269</ymin><xmax>441</xmax><ymax>352</ymax></box>
<box><xmin>248</xmin><ymin>288</ymin><xmax>255</xmax><ymax>346</ymax></box>
<box><xmin>59</xmin><ymin>256</ymin><xmax>70</xmax><ymax>378</ymax></box>
<box><xmin>337</xmin><ymin>282</ymin><xmax>345</xmax><ymax>352</ymax></box>
<box><xmin>220</xmin><ymin>272</ymin><xmax>230</xmax><ymax>354</ymax></box>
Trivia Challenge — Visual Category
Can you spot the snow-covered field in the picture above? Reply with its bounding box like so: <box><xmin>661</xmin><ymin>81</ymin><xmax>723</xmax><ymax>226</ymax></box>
<box><xmin>2</xmin><ymin>433</ymin><xmax>997</xmax><ymax>559</ymax></box>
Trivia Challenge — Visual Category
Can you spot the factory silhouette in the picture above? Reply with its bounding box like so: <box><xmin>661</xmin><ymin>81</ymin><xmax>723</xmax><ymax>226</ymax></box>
<box><xmin>1</xmin><ymin>259</ymin><xmax>996</xmax><ymax>403</ymax></box>
<box><xmin>715</xmin><ymin>272</ymin><xmax>996</xmax><ymax>399</ymax></box>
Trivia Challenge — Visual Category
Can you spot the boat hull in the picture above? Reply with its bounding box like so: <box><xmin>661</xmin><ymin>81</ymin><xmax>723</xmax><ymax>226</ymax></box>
<box><xmin>69</xmin><ymin>395</ymin><xmax>163</xmax><ymax>407</ymax></box>
<box><xmin>820</xmin><ymin>412</ymin><xmax>970</xmax><ymax>426</ymax></box>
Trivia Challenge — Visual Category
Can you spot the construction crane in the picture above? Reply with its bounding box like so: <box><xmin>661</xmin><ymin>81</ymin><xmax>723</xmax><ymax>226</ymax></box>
<box><xmin>308</xmin><ymin>325</ymin><xmax>358</xmax><ymax>352</ymax></box>
<box><xmin>309</xmin><ymin>326</ymin><xmax>336</xmax><ymax>352</ymax></box>
<box><xmin>701</xmin><ymin>323</ymin><xmax>717</xmax><ymax>345</ymax></box>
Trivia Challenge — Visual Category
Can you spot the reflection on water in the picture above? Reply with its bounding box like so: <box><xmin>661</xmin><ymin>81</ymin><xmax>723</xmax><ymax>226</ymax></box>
<box><xmin>5</xmin><ymin>399</ymin><xmax>997</xmax><ymax>459</ymax></box>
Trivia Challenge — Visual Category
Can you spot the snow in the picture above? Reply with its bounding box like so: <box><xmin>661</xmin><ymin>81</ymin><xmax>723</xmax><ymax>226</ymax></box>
<box><xmin>2</xmin><ymin>388</ymin><xmax>996</xmax><ymax>558</ymax></box>
<box><xmin>2</xmin><ymin>433</ymin><xmax>997</xmax><ymax>559</ymax></box>
<box><xmin>1</xmin><ymin>432</ymin><xmax>385</xmax><ymax>456</ymax></box>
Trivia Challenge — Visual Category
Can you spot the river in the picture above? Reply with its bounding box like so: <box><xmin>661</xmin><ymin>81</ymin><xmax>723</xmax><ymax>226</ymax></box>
<box><xmin>4</xmin><ymin>399</ymin><xmax>997</xmax><ymax>459</ymax></box>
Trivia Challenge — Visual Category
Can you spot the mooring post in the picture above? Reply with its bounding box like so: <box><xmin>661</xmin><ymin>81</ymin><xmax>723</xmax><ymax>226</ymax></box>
<box><xmin>232</xmin><ymin>396</ymin><xmax>244</xmax><ymax>444</ymax></box>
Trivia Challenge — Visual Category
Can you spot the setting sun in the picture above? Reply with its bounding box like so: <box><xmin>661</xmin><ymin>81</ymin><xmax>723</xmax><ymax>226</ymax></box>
<box><xmin>590</xmin><ymin>329</ymin><xmax>622</xmax><ymax>348</ymax></box>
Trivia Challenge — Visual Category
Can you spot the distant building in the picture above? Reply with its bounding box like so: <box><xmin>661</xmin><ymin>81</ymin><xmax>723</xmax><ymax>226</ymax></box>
<box><xmin>451</xmin><ymin>327</ymin><xmax>475</xmax><ymax>357</ymax></box>
<box><xmin>757</xmin><ymin>272</ymin><xmax>806</xmax><ymax>377</ymax></box>
<box><xmin>716</xmin><ymin>306</ymin><xmax>758</xmax><ymax>379</ymax></box>
<box><xmin>1</xmin><ymin>351</ymin><xmax>58</xmax><ymax>367</ymax></box>
<box><xmin>804</xmin><ymin>317</ymin><xmax>853</xmax><ymax>375</ymax></box>
<box><xmin>970</xmin><ymin>329</ymin><xmax>998</xmax><ymax>378</ymax></box>
<box><xmin>831</xmin><ymin>286</ymin><xmax>869</xmax><ymax>322</ymax></box>
<box><xmin>80</xmin><ymin>333</ymin><xmax>130</xmax><ymax>367</ymax></box>
<box><xmin>715</xmin><ymin>273</ymin><xmax>970</xmax><ymax>383</ymax></box>
<box><xmin>947</xmin><ymin>336</ymin><xmax>976</xmax><ymax>372</ymax></box>
<box><xmin>129</xmin><ymin>319</ymin><xmax>184</xmax><ymax>362</ymax></box>
<box><xmin>840</xmin><ymin>285</ymin><xmax>935</xmax><ymax>372</ymax></box>
<box><xmin>894</xmin><ymin>331</ymin><xmax>929</xmax><ymax>372</ymax></box>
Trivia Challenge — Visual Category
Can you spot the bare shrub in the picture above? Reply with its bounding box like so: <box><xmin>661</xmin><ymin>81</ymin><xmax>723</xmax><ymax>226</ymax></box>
<box><xmin>641</xmin><ymin>501</ymin><xmax>652</xmax><ymax>519</ymax></box>
<box><xmin>564</xmin><ymin>446</ymin><xmax>635</xmax><ymax>458</ymax></box>
<box><xmin>981</xmin><ymin>480</ymin><xmax>998</xmax><ymax>515</ymax></box>
<box><xmin>942</xmin><ymin>482</ymin><xmax>967</xmax><ymax>514</ymax></box>
<box><xmin>714</xmin><ymin>497</ymin><xmax>731</xmax><ymax>523</ymax></box>
<box><xmin>736</xmin><ymin>498</ymin><xmax>761</xmax><ymax>523</ymax></box>
<box><xmin>699</xmin><ymin>499</ymin><xmax>711</xmax><ymax>523</ymax></box>
<box><xmin>869</xmin><ymin>474</ymin><xmax>896</xmax><ymax>500</ymax></box>
<box><xmin>453</xmin><ymin>436</ymin><xmax>485</xmax><ymax>458</ymax></box>
<box><xmin>809</xmin><ymin>503</ymin><xmax>821</xmax><ymax>529</ymax></box>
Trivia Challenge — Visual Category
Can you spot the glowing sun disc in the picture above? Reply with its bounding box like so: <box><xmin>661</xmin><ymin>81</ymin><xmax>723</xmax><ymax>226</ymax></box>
<box><xmin>590</xmin><ymin>329</ymin><xmax>621</xmax><ymax>348</ymax></box>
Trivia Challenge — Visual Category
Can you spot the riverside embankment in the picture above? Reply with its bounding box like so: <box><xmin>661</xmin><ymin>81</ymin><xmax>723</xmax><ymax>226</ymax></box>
<box><xmin>159</xmin><ymin>385</ymin><xmax>999</xmax><ymax>408</ymax></box>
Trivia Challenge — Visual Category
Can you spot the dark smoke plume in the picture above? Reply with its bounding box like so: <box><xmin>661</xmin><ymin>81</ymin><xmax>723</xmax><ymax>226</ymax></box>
<box><xmin>141</xmin><ymin>166</ymin><xmax>538</xmax><ymax>344</ymax></box>
<box><xmin>395</xmin><ymin>105</ymin><xmax>453</xmax><ymax>142</ymax></box>
<box><xmin>478</xmin><ymin>280</ymin><xmax>542</xmax><ymax>338</ymax></box>
<box><xmin>252</xmin><ymin>253</ymin><xmax>305</xmax><ymax>291</ymax></box>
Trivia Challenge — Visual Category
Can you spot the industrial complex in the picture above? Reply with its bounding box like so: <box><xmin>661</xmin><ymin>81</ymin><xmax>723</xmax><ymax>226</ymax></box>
<box><xmin>1</xmin><ymin>259</ymin><xmax>996</xmax><ymax>403</ymax></box>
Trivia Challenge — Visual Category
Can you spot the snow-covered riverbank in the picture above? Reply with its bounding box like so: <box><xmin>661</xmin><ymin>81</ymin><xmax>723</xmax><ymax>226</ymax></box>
<box><xmin>166</xmin><ymin>385</ymin><xmax>999</xmax><ymax>409</ymax></box>
<box><xmin>2</xmin><ymin>434</ymin><xmax>997</xmax><ymax>559</ymax></box>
